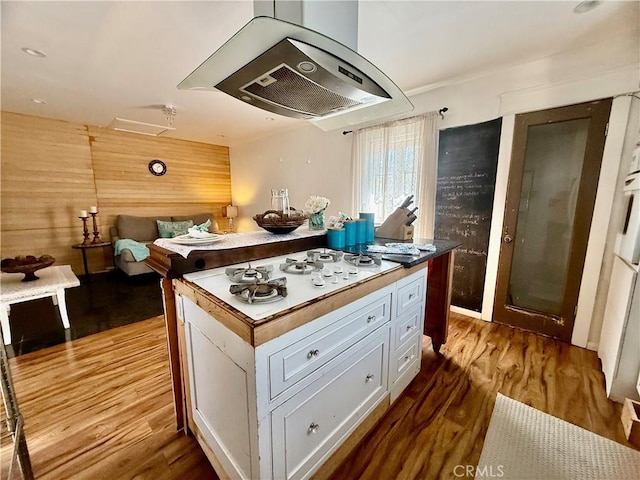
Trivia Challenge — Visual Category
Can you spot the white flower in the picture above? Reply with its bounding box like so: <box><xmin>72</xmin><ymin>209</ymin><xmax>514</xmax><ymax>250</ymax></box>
<box><xmin>304</xmin><ymin>196</ymin><xmax>330</xmax><ymax>214</ymax></box>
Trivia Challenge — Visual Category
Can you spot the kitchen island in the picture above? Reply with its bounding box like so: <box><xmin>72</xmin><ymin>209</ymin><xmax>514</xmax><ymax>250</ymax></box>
<box><xmin>146</xmin><ymin>231</ymin><xmax>458</xmax><ymax>479</ymax></box>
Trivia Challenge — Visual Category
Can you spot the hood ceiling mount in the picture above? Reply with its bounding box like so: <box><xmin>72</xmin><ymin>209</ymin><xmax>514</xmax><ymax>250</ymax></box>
<box><xmin>178</xmin><ymin>0</ymin><xmax>412</xmax><ymax>131</ymax></box>
<box><xmin>253</xmin><ymin>0</ymin><xmax>358</xmax><ymax>51</ymax></box>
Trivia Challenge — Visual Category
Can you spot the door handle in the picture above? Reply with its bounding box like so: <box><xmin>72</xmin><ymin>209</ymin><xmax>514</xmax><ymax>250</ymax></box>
<box><xmin>503</xmin><ymin>234</ymin><xmax>513</xmax><ymax>243</ymax></box>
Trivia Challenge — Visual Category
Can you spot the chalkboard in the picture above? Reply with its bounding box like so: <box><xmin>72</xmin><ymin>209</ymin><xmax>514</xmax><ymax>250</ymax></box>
<box><xmin>435</xmin><ymin>118</ymin><xmax>502</xmax><ymax>312</ymax></box>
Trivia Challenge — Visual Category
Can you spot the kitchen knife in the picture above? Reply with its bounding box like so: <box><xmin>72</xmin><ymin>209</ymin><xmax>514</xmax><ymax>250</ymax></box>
<box><xmin>405</xmin><ymin>214</ymin><xmax>417</xmax><ymax>225</ymax></box>
<box><xmin>400</xmin><ymin>195</ymin><xmax>414</xmax><ymax>208</ymax></box>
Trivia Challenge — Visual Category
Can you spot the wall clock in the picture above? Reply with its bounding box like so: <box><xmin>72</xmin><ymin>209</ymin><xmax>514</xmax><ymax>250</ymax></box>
<box><xmin>148</xmin><ymin>159</ymin><xmax>167</xmax><ymax>176</ymax></box>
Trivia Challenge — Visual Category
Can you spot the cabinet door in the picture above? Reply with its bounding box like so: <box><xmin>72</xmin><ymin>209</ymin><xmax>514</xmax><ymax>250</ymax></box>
<box><xmin>182</xmin><ymin>297</ymin><xmax>257</xmax><ymax>479</ymax></box>
<box><xmin>271</xmin><ymin>326</ymin><xmax>389</xmax><ymax>480</ymax></box>
<box><xmin>598</xmin><ymin>256</ymin><xmax>637</xmax><ymax>398</ymax></box>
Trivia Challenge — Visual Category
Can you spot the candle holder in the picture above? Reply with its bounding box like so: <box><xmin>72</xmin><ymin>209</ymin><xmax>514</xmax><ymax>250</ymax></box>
<box><xmin>79</xmin><ymin>216</ymin><xmax>90</xmax><ymax>245</ymax></box>
<box><xmin>90</xmin><ymin>212</ymin><xmax>102</xmax><ymax>243</ymax></box>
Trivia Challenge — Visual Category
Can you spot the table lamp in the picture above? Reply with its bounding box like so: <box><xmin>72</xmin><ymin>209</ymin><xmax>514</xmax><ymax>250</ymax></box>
<box><xmin>223</xmin><ymin>205</ymin><xmax>238</xmax><ymax>232</ymax></box>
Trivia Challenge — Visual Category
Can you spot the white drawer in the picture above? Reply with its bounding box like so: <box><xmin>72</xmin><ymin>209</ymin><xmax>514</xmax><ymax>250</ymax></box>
<box><xmin>390</xmin><ymin>332</ymin><xmax>421</xmax><ymax>403</ymax></box>
<box><xmin>271</xmin><ymin>327</ymin><xmax>388</xmax><ymax>480</ymax></box>
<box><xmin>268</xmin><ymin>293</ymin><xmax>391</xmax><ymax>399</ymax></box>
<box><xmin>396</xmin><ymin>274</ymin><xmax>425</xmax><ymax>318</ymax></box>
<box><xmin>394</xmin><ymin>305</ymin><xmax>423</xmax><ymax>350</ymax></box>
<box><xmin>391</xmin><ymin>333</ymin><xmax>421</xmax><ymax>381</ymax></box>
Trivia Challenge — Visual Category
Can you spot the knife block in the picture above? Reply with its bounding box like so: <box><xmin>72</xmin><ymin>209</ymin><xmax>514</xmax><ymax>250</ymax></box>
<box><xmin>375</xmin><ymin>208</ymin><xmax>415</xmax><ymax>240</ymax></box>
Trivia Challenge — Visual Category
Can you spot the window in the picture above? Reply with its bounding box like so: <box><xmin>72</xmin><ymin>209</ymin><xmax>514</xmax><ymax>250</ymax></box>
<box><xmin>352</xmin><ymin>112</ymin><xmax>439</xmax><ymax>238</ymax></box>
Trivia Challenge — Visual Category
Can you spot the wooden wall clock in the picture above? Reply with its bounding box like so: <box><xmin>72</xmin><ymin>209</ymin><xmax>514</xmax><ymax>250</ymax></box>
<box><xmin>148</xmin><ymin>159</ymin><xmax>167</xmax><ymax>176</ymax></box>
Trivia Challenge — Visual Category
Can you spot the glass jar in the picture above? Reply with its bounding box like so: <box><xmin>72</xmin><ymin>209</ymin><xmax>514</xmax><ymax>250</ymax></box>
<box><xmin>270</xmin><ymin>188</ymin><xmax>290</xmax><ymax>215</ymax></box>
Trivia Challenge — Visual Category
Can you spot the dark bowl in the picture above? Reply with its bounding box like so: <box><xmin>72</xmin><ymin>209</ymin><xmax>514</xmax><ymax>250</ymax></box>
<box><xmin>1</xmin><ymin>254</ymin><xmax>56</xmax><ymax>281</ymax></box>
<box><xmin>253</xmin><ymin>209</ymin><xmax>307</xmax><ymax>234</ymax></box>
<box><xmin>260</xmin><ymin>225</ymin><xmax>302</xmax><ymax>234</ymax></box>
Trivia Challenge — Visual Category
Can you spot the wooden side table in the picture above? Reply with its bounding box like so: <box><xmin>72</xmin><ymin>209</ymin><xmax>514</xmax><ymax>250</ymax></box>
<box><xmin>71</xmin><ymin>242</ymin><xmax>112</xmax><ymax>277</ymax></box>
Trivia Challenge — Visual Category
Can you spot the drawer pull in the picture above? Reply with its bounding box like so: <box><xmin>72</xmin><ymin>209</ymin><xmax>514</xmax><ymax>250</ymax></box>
<box><xmin>308</xmin><ymin>422</ymin><xmax>320</xmax><ymax>434</ymax></box>
<box><xmin>408</xmin><ymin>293</ymin><xmax>416</xmax><ymax>299</ymax></box>
<box><xmin>365</xmin><ymin>374</ymin><xmax>375</xmax><ymax>382</ymax></box>
<box><xmin>367</xmin><ymin>315</ymin><xmax>376</xmax><ymax>323</ymax></box>
<box><xmin>404</xmin><ymin>354</ymin><xmax>415</xmax><ymax>362</ymax></box>
<box><xmin>307</xmin><ymin>349</ymin><xmax>320</xmax><ymax>359</ymax></box>
<box><xmin>406</xmin><ymin>325</ymin><xmax>414</xmax><ymax>331</ymax></box>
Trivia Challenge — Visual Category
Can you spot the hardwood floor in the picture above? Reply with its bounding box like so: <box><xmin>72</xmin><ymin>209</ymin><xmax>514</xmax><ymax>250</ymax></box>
<box><xmin>3</xmin><ymin>313</ymin><xmax>633</xmax><ymax>480</ymax></box>
<box><xmin>2</xmin><ymin>316</ymin><xmax>216</xmax><ymax>480</ymax></box>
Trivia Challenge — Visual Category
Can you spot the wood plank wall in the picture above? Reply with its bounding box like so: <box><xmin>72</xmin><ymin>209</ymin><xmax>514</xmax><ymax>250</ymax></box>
<box><xmin>1</xmin><ymin>113</ymin><xmax>231</xmax><ymax>276</ymax></box>
<box><xmin>1</xmin><ymin>113</ymin><xmax>96</xmax><ymax>274</ymax></box>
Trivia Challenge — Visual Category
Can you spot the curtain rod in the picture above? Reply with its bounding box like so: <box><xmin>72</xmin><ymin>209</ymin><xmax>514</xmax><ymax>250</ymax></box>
<box><xmin>342</xmin><ymin>106</ymin><xmax>448</xmax><ymax>135</ymax></box>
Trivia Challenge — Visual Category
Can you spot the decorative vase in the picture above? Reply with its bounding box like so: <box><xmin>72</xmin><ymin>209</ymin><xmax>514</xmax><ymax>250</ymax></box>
<box><xmin>309</xmin><ymin>211</ymin><xmax>326</xmax><ymax>231</ymax></box>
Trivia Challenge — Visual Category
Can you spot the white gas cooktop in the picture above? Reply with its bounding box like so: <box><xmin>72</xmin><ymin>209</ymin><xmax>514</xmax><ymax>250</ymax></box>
<box><xmin>183</xmin><ymin>250</ymin><xmax>401</xmax><ymax>321</ymax></box>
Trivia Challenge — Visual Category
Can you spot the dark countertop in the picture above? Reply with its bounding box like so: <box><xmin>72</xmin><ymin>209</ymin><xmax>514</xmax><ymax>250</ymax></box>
<box><xmin>341</xmin><ymin>238</ymin><xmax>461</xmax><ymax>268</ymax></box>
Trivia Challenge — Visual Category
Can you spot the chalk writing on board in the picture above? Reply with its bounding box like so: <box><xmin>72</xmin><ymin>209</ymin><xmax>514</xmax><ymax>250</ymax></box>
<box><xmin>435</xmin><ymin>118</ymin><xmax>502</xmax><ymax>312</ymax></box>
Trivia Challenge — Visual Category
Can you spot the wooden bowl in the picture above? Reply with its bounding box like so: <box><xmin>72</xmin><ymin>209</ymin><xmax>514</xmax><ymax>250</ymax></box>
<box><xmin>253</xmin><ymin>209</ymin><xmax>308</xmax><ymax>234</ymax></box>
<box><xmin>1</xmin><ymin>254</ymin><xmax>56</xmax><ymax>281</ymax></box>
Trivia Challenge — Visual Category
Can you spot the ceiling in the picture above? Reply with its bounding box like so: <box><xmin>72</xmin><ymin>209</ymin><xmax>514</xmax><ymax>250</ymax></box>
<box><xmin>1</xmin><ymin>1</ymin><xmax>637</xmax><ymax>147</ymax></box>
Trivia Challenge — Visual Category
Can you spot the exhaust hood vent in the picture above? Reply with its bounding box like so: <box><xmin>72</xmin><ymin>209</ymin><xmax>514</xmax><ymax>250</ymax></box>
<box><xmin>215</xmin><ymin>37</ymin><xmax>391</xmax><ymax>119</ymax></box>
<box><xmin>178</xmin><ymin>15</ymin><xmax>412</xmax><ymax>130</ymax></box>
<box><xmin>241</xmin><ymin>64</ymin><xmax>362</xmax><ymax>116</ymax></box>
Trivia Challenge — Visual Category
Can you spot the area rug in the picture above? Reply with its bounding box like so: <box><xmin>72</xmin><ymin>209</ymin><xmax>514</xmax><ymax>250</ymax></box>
<box><xmin>475</xmin><ymin>393</ymin><xmax>640</xmax><ymax>479</ymax></box>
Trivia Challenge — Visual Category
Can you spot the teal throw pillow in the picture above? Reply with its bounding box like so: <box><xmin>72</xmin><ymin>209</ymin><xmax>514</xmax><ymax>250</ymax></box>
<box><xmin>157</xmin><ymin>220</ymin><xmax>193</xmax><ymax>238</ymax></box>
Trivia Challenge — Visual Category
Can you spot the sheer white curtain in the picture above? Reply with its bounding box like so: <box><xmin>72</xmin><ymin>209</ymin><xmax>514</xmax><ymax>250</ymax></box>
<box><xmin>351</xmin><ymin>112</ymin><xmax>439</xmax><ymax>239</ymax></box>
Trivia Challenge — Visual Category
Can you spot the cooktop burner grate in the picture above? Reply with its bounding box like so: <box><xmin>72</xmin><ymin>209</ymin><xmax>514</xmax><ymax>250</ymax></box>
<box><xmin>225</xmin><ymin>264</ymin><xmax>273</xmax><ymax>283</ymax></box>
<box><xmin>279</xmin><ymin>258</ymin><xmax>316</xmax><ymax>275</ymax></box>
<box><xmin>306</xmin><ymin>249</ymin><xmax>343</xmax><ymax>263</ymax></box>
<box><xmin>229</xmin><ymin>277</ymin><xmax>287</xmax><ymax>304</ymax></box>
<box><xmin>343</xmin><ymin>253</ymin><xmax>382</xmax><ymax>267</ymax></box>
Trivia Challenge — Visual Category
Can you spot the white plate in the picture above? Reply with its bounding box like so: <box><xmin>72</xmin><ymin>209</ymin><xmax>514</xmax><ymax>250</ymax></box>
<box><xmin>169</xmin><ymin>233</ymin><xmax>223</xmax><ymax>245</ymax></box>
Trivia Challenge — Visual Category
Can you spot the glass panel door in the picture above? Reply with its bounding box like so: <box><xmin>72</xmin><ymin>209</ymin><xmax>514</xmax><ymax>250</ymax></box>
<box><xmin>493</xmin><ymin>99</ymin><xmax>611</xmax><ymax>341</ymax></box>
<box><xmin>508</xmin><ymin>119</ymin><xmax>589</xmax><ymax>315</ymax></box>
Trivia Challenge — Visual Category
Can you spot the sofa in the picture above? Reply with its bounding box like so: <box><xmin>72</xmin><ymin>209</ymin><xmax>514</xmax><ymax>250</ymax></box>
<box><xmin>110</xmin><ymin>212</ymin><xmax>219</xmax><ymax>276</ymax></box>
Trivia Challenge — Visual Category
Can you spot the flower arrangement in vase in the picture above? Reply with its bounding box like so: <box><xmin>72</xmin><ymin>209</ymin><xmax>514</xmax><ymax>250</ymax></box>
<box><xmin>304</xmin><ymin>196</ymin><xmax>330</xmax><ymax>230</ymax></box>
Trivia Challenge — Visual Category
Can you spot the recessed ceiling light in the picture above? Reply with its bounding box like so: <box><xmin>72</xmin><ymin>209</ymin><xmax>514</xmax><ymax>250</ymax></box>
<box><xmin>21</xmin><ymin>47</ymin><xmax>46</xmax><ymax>58</ymax></box>
<box><xmin>31</xmin><ymin>98</ymin><xmax>47</xmax><ymax>104</ymax></box>
<box><xmin>573</xmin><ymin>1</ymin><xmax>602</xmax><ymax>14</ymax></box>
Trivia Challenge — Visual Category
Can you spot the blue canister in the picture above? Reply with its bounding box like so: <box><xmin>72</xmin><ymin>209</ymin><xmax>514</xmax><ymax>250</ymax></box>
<box><xmin>359</xmin><ymin>212</ymin><xmax>375</xmax><ymax>242</ymax></box>
<box><xmin>355</xmin><ymin>219</ymin><xmax>366</xmax><ymax>244</ymax></box>
<box><xmin>344</xmin><ymin>220</ymin><xmax>357</xmax><ymax>246</ymax></box>
<box><xmin>327</xmin><ymin>227</ymin><xmax>346</xmax><ymax>249</ymax></box>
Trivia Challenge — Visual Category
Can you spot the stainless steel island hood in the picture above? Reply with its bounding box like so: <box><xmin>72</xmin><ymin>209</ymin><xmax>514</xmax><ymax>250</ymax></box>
<box><xmin>178</xmin><ymin>2</ymin><xmax>413</xmax><ymax>131</ymax></box>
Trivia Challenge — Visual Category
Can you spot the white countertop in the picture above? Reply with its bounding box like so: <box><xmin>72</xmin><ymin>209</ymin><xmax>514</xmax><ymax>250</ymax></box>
<box><xmin>183</xmin><ymin>250</ymin><xmax>400</xmax><ymax>321</ymax></box>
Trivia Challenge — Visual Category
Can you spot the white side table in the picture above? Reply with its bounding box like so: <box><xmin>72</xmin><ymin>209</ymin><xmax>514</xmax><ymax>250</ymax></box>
<box><xmin>0</xmin><ymin>265</ymin><xmax>80</xmax><ymax>345</ymax></box>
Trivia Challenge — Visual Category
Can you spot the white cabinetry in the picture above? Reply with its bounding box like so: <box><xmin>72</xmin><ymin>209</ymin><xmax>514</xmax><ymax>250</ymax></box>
<box><xmin>177</xmin><ymin>268</ymin><xmax>426</xmax><ymax>480</ymax></box>
<box><xmin>598</xmin><ymin>255</ymin><xmax>640</xmax><ymax>403</ymax></box>
<box><xmin>389</xmin><ymin>270</ymin><xmax>426</xmax><ymax>402</ymax></box>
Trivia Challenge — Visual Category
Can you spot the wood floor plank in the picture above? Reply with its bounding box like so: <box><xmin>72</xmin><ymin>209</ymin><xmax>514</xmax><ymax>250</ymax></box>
<box><xmin>4</xmin><ymin>312</ymin><xmax>635</xmax><ymax>480</ymax></box>
<box><xmin>332</xmin><ymin>314</ymin><xmax>637</xmax><ymax>480</ymax></box>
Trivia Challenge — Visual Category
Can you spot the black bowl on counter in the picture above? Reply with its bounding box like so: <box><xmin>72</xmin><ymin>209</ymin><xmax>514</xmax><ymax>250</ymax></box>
<box><xmin>253</xmin><ymin>209</ymin><xmax>308</xmax><ymax>234</ymax></box>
